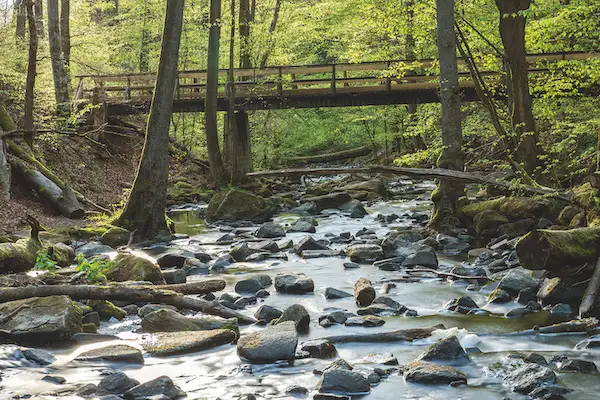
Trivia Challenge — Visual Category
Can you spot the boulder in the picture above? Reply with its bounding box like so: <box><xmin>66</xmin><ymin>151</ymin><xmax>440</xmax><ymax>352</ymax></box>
<box><xmin>301</xmin><ymin>192</ymin><xmax>353</xmax><ymax>211</ymax></box>
<box><xmin>89</xmin><ymin>300</ymin><xmax>127</xmax><ymax>320</ymax></box>
<box><xmin>317</xmin><ymin>369</ymin><xmax>370</xmax><ymax>395</ymax></box>
<box><xmin>417</xmin><ymin>336</ymin><xmax>468</xmax><ymax>361</ymax></box>
<box><xmin>325</xmin><ymin>287</ymin><xmax>353</xmax><ymax>300</ymax></box>
<box><xmin>141</xmin><ymin>329</ymin><xmax>237</xmax><ymax>355</ymax></box>
<box><xmin>274</xmin><ymin>272</ymin><xmax>314</xmax><ymax>294</ymax></box>
<box><xmin>254</xmin><ymin>305</ymin><xmax>283</xmax><ymax>323</ymax></box>
<box><xmin>275</xmin><ymin>304</ymin><xmax>310</xmax><ymax>333</ymax></box>
<box><xmin>206</xmin><ymin>188</ymin><xmax>275</xmax><ymax>222</ymax></box>
<box><xmin>288</xmin><ymin>217</ymin><xmax>317</xmax><ymax>233</ymax></box>
<box><xmin>503</xmin><ymin>363</ymin><xmax>557</xmax><ymax>395</ymax></box>
<box><xmin>96</xmin><ymin>371</ymin><xmax>140</xmax><ymax>396</ymax></box>
<box><xmin>256</xmin><ymin>222</ymin><xmax>286</xmax><ymax>238</ymax></box>
<box><xmin>340</xmin><ymin>199</ymin><xmax>368</xmax><ymax>218</ymax></box>
<box><xmin>49</xmin><ymin>243</ymin><xmax>75</xmax><ymax>267</ymax></box>
<box><xmin>346</xmin><ymin>244</ymin><xmax>384</xmax><ymax>263</ymax></box>
<box><xmin>401</xmin><ymin>249</ymin><xmax>438</xmax><ymax>269</ymax></box>
<box><xmin>138</xmin><ymin>304</ymin><xmax>179</xmax><ymax>318</ymax></box>
<box><xmin>22</xmin><ymin>348</ymin><xmax>56</xmax><ymax>366</ymax></box>
<box><xmin>123</xmin><ymin>376</ymin><xmax>186</xmax><ymax>400</ymax></box>
<box><xmin>76</xmin><ymin>345</ymin><xmax>144</xmax><ymax>364</ymax></box>
<box><xmin>100</xmin><ymin>227</ymin><xmax>131</xmax><ymax>247</ymax></box>
<box><xmin>498</xmin><ymin>268</ymin><xmax>541</xmax><ymax>296</ymax></box>
<box><xmin>237</xmin><ymin>321</ymin><xmax>298</xmax><ymax>363</ymax></box>
<box><xmin>488</xmin><ymin>288</ymin><xmax>512</xmax><ymax>303</ymax></box>
<box><xmin>77</xmin><ymin>242</ymin><xmax>114</xmax><ymax>258</ymax></box>
<box><xmin>156</xmin><ymin>250</ymin><xmax>196</xmax><ymax>269</ymax></box>
<box><xmin>0</xmin><ymin>296</ymin><xmax>82</xmax><ymax>342</ymax></box>
<box><xmin>537</xmin><ymin>277</ymin><xmax>586</xmax><ymax>306</ymax></box>
<box><xmin>141</xmin><ymin>309</ymin><xmax>238</xmax><ymax>334</ymax></box>
<box><xmin>162</xmin><ymin>268</ymin><xmax>187</xmax><ymax>284</ymax></box>
<box><xmin>404</xmin><ymin>361</ymin><xmax>467</xmax><ymax>385</ymax></box>
<box><xmin>297</xmin><ymin>339</ymin><xmax>337</xmax><ymax>359</ymax></box>
<box><xmin>294</xmin><ymin>236</ymin><xmax>329</xmax><ymax>253</ymax></box>
<box><xmin>445</xmin><ymin>296</ymin><xmax>479</xmax><ymax>314</ymax></box>
<box><xmin>235</xmin><ymin>278</ymin><xmax>264</xmax><ymax>294</ymax></box>
<box><xmin>557</xmin><ymin>359</ymin><xmax>598</xmax><ymax>373</ymax></box>
<box><xmin>473</xmin><ymin>210</ymin><xmax>509</xmax><ymax>235</ymax></box>
<box><xmin>498</xmin><ymin>219</ymin><xmax>535</xmax><ymax>239</ymax></box>
<box><xmin>345</xmin><ymin>315</ymin><xmax>385</xmax><ymax>327</ymax></box>
<box><xmin>105</xmin><ymin>253</ymin><xmax>165</xmax><ymax>284</ymax></box>
<box><xmin>354</xmin><ymin>278</ymin><xmax>376</xmax><ymax>307</ymax></box>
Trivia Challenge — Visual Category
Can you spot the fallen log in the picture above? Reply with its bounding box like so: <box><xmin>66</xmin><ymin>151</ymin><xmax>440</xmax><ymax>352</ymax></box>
<box><xmin>509</xmin><ymin>318</ymin><xmax>599</xmax><ymax>336</ymax></box>
<box><xmin>0</xmin><ymin>285</ymin><xmax>256</xmax><ymax>325</ymax></box>
<box><xmin>146</xmin><ymin>280</ymin><xmax>225</xmax><ymax>295</ymax></box>
<box><xmin>580</xmin><ymin>258</ymin><xmax>600</xmax><ymax>318</ymax></box>
<box><xmin>10</xmin><ymin>157</ymin><xmax>84</xmax><ymax>218</ymax></box>
<box><xmin>247</xmin><ymin>165</ymin><xmax>572</xmax><ymax>201</ymax></box>
<box><xmin>289</xmin><ymin>145</ymin><xmax>372</xmax><ymax>165</ymax></box>
<box><xmin>408</xmin><ymin>268</ymin><xmax>488</xmax><ymax>281</ymax></box>
<box><xmin>321</xmin><ymin>324</ymin><xmax>444</xmax><ymax>344</ymax></box>
<box><xmin>515</xmin><ymin>226</ymin><xmax>600</xmax><ymax>272</ymax></box>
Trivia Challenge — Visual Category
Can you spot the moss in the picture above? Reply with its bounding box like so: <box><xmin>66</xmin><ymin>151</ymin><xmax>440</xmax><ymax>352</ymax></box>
<box><xmin>206</xmin><ymin>188</ymin><xmax>275</xmax><ymax>222</ymax></box>
<box><xmin>47</xmin><ymin>225</ymin><xmax>108</xmax><ymax>241</ymax></box>
<box><xmin>100</xmin><ymin>226</ymin><xmax>131</xmax><ymax>247</ymax></box>
<box><xmin>473</xmin><ymin>210</ymin><xmax>509</xmax><ymax>235</ymax></box>
<box><xmin>48</xmin><ymin>243</ymin><xmax>75</xmax><ymax>267</ymax></box>
<box><xmin>167</xmin><ymin>181</ymin><xmax>214</xmax><ymax>206</ymax></box>
<box><xmin>105</xmin><ymin>253</ymin><xmax>165</xmax><ymax>284</ymax></box>
<box><xmin>81</xmin><ymin>323</ymin><xmax>98</xmax><ymax>333</ymax></box>
<box><xmin>88</xmin><ymin>300</ymin><xmax>127</xmax><ymax>321</ymax></box>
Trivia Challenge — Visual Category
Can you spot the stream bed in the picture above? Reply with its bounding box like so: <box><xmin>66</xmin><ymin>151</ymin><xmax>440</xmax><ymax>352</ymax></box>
<box><xmin>1</xmin><ymin>178</ymin><xmax>599</xmax><ymax>400</ymax></box>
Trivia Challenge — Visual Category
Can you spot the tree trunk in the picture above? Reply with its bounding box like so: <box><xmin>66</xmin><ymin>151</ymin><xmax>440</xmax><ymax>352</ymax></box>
<box><xmin>59</xmin><ymin>0</ymin><xmax>70</xmax><ymax>66</ymax></box>
<box><xmin>495</xmin><ymin>0</ymin><xmax>539</xmax><ymax>176</ymax></box>
<box><xmin>24</xmin><ymin>0</ymin><xmax>38</xmax><ymax>148</ymax></box>
<box><xmin>430</xmin><ymin>0</ymin><xmax>464</xmax><ymax>230</ymax></box>
<box><xmin>138</xmin><ymin>0</ymin><xmax>149</xmax><ymax>72</ymax></box>
<box><xmin>205</xmin><ymin>0</ymin><xmax>228</xmax><ymax>184</ymax></box>
<box><xmin>322</xmin><ymin>325</ymin><xmax>443</xmax><ymax>344</ymax></box>
<box><xmin>34</xmin><ymin>0</ymin><xmax>43</xmax><ymax>37</ymax></box>
<box><xmin>47</xmin><ymin>0</ymin><xmax>69</xmax><ymax>115</ymax></box>
<box><xmin>239</xmin><ymin>0</ymin><xmax>251</xmax><ymax>69</ymax></box>
<box><xmin>0</xmin><ymin>136</ymin><xmax>9</xmax><ymax>202</ymax></box>
<box><xmin>580</xmin><ymin>258</ymin><xmax>600</xmax><ymax>318</ymax></box>
<box><xmin>15</xmin><ymin>0</ymin><xmax>26</xmax><ymax>39</ymax></box>
<box><xmin>405</xmin><ymin>0</ymin><xmax>426</xmax><ymax>151</ymax></box>
<box><xmin>116</xmin><ymin>0</ymin><xmax>185</xmax><ymax>240</ymax></box>
<box><xmin>259</xmin><ymin>0</ymin><xmax>282</xmax><ymax>68</ymax></box>
<box><xmin>289</xmin><ymin>145</ymin><xmax>372</xmax><ymax>165</ymax></box>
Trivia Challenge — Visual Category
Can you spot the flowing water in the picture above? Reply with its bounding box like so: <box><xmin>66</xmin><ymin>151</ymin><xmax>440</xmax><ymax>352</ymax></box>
<box><xmin>1</xmin><ymin>179</ymin><xmax>599</xmax><ymax>400</ymax></box>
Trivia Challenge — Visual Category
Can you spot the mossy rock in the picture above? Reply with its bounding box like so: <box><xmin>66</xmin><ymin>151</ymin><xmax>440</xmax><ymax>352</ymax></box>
<box><xmin>558</xmin><ymin>206</ymin><xmax>582</xmax><ymax>226</ymax></box>
<box><xmin>336</xmin><ymin>179</ymin><xmax>388</xmax><ymax>199</ymax></box>
<box><xmin>48</xmin><ymin>243</ymin><xmax>75</xmax><ymax>267</ymax></box>
<box><xmin>105</xmin><ymin>252</ymin><xmax>165</xmax><ymax>284</ymax></box>
<box><xmin>100</xmin><ymin>226</ymin><xmax>131</xmax><ymax>247</ymax></box>
<box><xmin>460</xmin><ymin>196</ymin><xmax>561</xmax><ymax>223</ymax></box>
<box><xmin>88</xmin><ymin>300</ymin><xmax>127</xmax><ymax>321</ymax></box>
<box><xmin>167</xmin><ymin>181</ymin><xmax>214</xmax><ymax>206</ymax></box>
<box><xmin>47</xmin><ymin>225</ymin><xmax>108</xmax><ymax>241</ymax></box>
<box><xmin>473</xmin><ymin>210</ymin><xmax>509</xmax><ymax>235</ymax></box>
<box><xmin>573</xmin><ymin>182</ymin><xmax>595</xmax><ymax>209</ymax></box>
<box><xmin>82</xmin><ymin>323</ymin><xmax>98</xmax><ymax>333</ymax></box>
<box><xmin>206</xmin><ymin>188</ymin><xmax>276</xmax><ymax>222</ymax></box>
<box><xmin>0</xmin><ymin>235</ymin><xmax>44</xmax><ymax>274</ymax></box>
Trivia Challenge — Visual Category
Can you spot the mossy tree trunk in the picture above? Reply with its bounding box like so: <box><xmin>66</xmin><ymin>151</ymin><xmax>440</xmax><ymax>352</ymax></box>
<box><xmin>116</xmin><ymin>0</ymin><xmax>185</xmax><ymax>240</ymax></box>
<box><xmin>495</xmin><ymin>0</ymin><xmax>540</xmax><ymax>176</ymax></box>
<box><xmin>430</xmin><ymin>0</ymin><xmax>464</xmax><ymax>230</ymax></box>
<box><xmin>24</xmin><ymin>0</ymin><xmax>38</xmax><ymax>148</ymax></box>
<box><xmin>47</xmin><ymin>0</ymin><xmax>70</xmax><ymax>116</ymax></box>
<box><xmin>0</xmin><ymin>138</ymin><xmax>9</xmax><ymax>202</ymax></box>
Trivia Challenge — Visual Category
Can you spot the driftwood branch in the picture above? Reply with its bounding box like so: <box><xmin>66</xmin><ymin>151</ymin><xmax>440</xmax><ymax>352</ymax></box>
<box><xmin>247</xmin><ymin>165</ymin><xmax>572</xmax><ymax>201</ymax></box>
<box><xmin>580</xmin><ymin>258</ymin><xmax>600</xmax><ymax>318</ymax></box>
<box><xmin>289</xmin><ymin>145</ymin><xmax>372</xmax><ymax>165</ymax></box>
<box><xmin>0</xmin><ymin>284</ymin><xmax>256</xmax><ymax>325</ymax></box>
<box><xmin>408</xmin><ymin>268</ymin><xmax>488</xmax><ymax>281</ymax></box>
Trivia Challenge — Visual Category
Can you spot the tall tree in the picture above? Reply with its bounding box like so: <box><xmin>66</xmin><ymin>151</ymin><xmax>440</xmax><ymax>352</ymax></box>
<box><xmin>495</xmin><ymin>0</ymin><xmax>540</xmax><ymax>176</ymax></box>
<box><xmin>34</xmin><ymin>0</ymin><xmax>43</xmax><ymax>36</ymax></box>
<box><xmin>430</xmin><ymin>0</ymin><xmax>464</xmax><ymax>230</ymax></box>
<box><xmin>47</xmin><ymin>0</ymin><xmax>69</xmax><ymax>115</ymax></box>
<box><xmin>139</xmin><ymin>0</ymin><xmax>150</xmax><ymax>72</ymax></box>
<box><xmin>24</xmin><ymin>0</ymin><xmax>38</xmax><ymax>148</ymax></box>
<box><xmin>15</xmin><ymin>0</ymin><xmax>26</xmax><ymax>39</ymax></box>
<box><xmin>205</xmin><ymin>0</ymin><xmax>228</xmax><ymax>184</ymax></box>
<box><xmin>259</xmin><ymin>0</ymin><xmax>282</xmax><ymax>68</ymax></box>
<box><xmin>239</xmin><ymin>0</ymin><xmax>251</xmax><ymax>69</ymax></box>
<box><xmin>60</xmin><ymin>0</ymin><xmax>70</xmax><ymax>66</ymax></box>
<box><xmin>0</xmin><ymin>104</ymin><xmax>10</xmax><ymax>202</ymax></box>
<box><xmin>116</xmin><ymin>0</ymin><xmax>185</xmax><ymax>240</ymax></box>
<box><xmin>405</xmin><ymin>0</ymin><xmax>426</xmax><ymax>151</ymax></box>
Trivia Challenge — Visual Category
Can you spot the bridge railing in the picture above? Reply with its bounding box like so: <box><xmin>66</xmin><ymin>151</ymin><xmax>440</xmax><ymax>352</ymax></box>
<box><xmin>73</xmin><ymin>51</ymin><xmax>600</xmax><ymax>106</ymax></box>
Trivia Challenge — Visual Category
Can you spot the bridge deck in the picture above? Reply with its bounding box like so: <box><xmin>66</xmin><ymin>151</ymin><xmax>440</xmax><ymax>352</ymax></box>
<box><xmin>74</xmin><ymin>51</ymin><xmax>600</xmax><ymax>115</ymax></box>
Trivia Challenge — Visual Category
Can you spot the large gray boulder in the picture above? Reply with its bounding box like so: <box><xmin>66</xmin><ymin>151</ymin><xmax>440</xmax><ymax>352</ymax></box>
<box><xmin>274</xmin><ymin>272</ymin><xmax>314</xmax><ymax>294</ymax></box>
<box><xmin>404</xmin><ymin>361</ymin><xmax>467</xmax><ymax>385</ymax></box>
<box><xmin>503</xmin><ymin>363</ymin><xmax>557</xmax><ymax>395</ymax></box>
<box><xmin>317</xmin><ymin>369</ymin><xmax>370</xmax><ymax>395</ymax></box>
<box><xmin>301</xmin><ymin>192</ymin><xmax>352</xmax><ymax>211</ymax></box>
<box><xmin>105</xmin><ymin>253</ymin><xmax>165</xmax><ymax>284</ymax></box>
<box><xmin>498</xmin><ymin>268</ymin><xmax>541</xmax><ymax>296</ymax></box>
<box><xmin>354</xmin><ymin>278</ymin><xmax>375</xmax><ymax>307</ymax></box>
<box><xmin>346</xmin><ymin>244</ymin><xmax>383</xmax><ymax>263</ymax></box>
<box><xmin>237</xmin><ymin>321</ymin><xmax>298</xmax><ymax>363</ymax></box>
<box><xmin>256</xmin><ymin>222</ymin><xmax>286</xmax><ymax>238</ymax></box>
<box><xmin>275</xmin><ymin>304</ymin><xmax>310</xmax><ymax>333</ymax></box>
<box><xmin>206</xmin><ymin>188</ymin><xmax>275</xmax><ymax>222</ymax></box>
<box><xmin>0</xmin><ymin>296</ymin><xmax>82</xmax><ymax>342</ymax></box>
<box><xmin>141</xmin><ymin>330</ymin><xmax>237</xmax><ymax>356</ymax></box>
<box><xmin>141</xmin><ymin>309</ymin><xmax>238</xmax><ymax>333</ymax></box>
<box><xmin>417</xmin><ymin>336</ymin><xmax>468</xmax><ymax>361</ymax></box>
<box><xmin>76</xmin><ymin>345</ymin><xmax>144</xmax><ymax>364</ymax></box>
<box><xmin>96</xmin><ymin>371</ymin><xmax>140</xmax><ymax>396</ymax></box>
<box><xmin>123</xmin><ymin>376</ymin><xmax>186</xmax><ymax>400</ymax></box>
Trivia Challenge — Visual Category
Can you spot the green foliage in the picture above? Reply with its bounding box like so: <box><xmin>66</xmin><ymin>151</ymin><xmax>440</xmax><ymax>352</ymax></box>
<box><xmin>34</xmin><ymin>251</ymin><xmax>58</xmax><ymax>272</ymax></box>
<box><xmin>75</xmin><ymin>253</ymin><xmax>113</xmax><ymax>284</ymax></box>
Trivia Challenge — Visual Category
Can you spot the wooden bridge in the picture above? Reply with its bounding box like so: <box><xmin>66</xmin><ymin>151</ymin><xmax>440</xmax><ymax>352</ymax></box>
<box><xmin>74</xmin><ymin>51</ymin><xmax>600</xmax><ymax>116</ymax></box>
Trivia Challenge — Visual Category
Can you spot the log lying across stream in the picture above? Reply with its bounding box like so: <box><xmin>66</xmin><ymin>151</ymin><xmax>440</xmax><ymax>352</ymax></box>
<box><xmin>247</xmin><ymin>165</ymin><xmax>572</xmax><ymax>200</ymax></box>
<box><xmin>289</xmin><ymin>145</ymin><xmax>372</xmax><ymax>165</ymax></box>
<box><xmin>321</xmin><ymin>324</ymin><xmax>444</xmax><ymax>344</ymax></box>
<box><xmin>0</xmin><ymin>285</ymin><xmax>256</xmax><ymax>325</ymax></box>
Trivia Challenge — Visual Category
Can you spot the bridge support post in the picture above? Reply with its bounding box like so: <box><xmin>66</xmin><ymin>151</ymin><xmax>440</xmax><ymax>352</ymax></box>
<box><xmin>231</xmin><ymin>109</ymin><xmax>253</xmax><ymax>182</ymax></box>
<box><xmin>91</xmin><ymin>87</ymin><xmax>107</xmax><ymax>142</ymax></box>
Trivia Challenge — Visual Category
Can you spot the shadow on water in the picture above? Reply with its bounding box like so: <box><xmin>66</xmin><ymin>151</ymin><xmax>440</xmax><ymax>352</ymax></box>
<box><xmin>168</xmin><ymin>210</ymin><xmax>206</xmax><ymax>236</ymax></box>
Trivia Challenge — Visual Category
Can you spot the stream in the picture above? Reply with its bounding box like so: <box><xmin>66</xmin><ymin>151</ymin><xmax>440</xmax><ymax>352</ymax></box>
<box><xmin>1</xmin><ymin>177</ymin><xmax>599</xmax><ymax>400</ymax></box>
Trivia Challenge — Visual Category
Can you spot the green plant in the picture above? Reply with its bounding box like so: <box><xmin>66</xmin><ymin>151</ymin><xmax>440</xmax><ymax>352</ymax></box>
<box><xmin>75</xmin><ymin>253</ymin><xmax>113</xmax><ymax>283</ymax></box>
<box><xmin>34</xmin><ymin>250</ymin><xmax>58</xmax><ymax>272</ymax></box>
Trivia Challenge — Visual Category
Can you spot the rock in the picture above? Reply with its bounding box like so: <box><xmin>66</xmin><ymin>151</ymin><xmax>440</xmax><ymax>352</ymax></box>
<box><xmin>49</xmin><ymin>242</ymin><xmax>75</xmax><ymax>267</ymax></box>
<box><xmin>294</xmin><ymin>236</ymin><xmax>329</xmax><ymax>253</ymax></box>
<box><xmin>235</xmin><ymin>278</ymin><xmax>263</xmax><ymax>294</ymax></box>
<box><xmin>338</xmin><ymin>179</ymin><xmax>387</xmax><ymax>198</ymax></box>
<box><xmin>100</xmin><ymin>227</ymin><xmax>131</xmax><ymax>247</ymax></box>
<box><xmin>156</xmin><ymin>250</ymin><xmax>196</xmax><ymax>269</ymax></box>
<box><xmin>445</xmin><ymin>296</ymin><xmax>479</xmax><ymax>313</ymax></box>
<box><xmin>443</xmin><ymin>242</ymin><xmax>470</xmax><ymax>255</ymax></box>
<box><xmin>253</xmin><ymin>274</ymin><xmax>272</xmax><ymax>287</ymax></box>
<box><xmin>313</xmin><ymin>395</ymin><xmax>350</xmax><ymax>400</ymax></box>
<box><xmin>138</xmin><ymin>304</ymin><xmax>179</xmax><ymax>318</ymax></box>
<box><xmin>354</xmin><ymin>278</ymin><xmax>376</xmax><ymax>307</ymax></box>
<box><xmin>0</xmin><ymin>295</ymin><xmax>82</xmax><ymax>342</ymax></box>
<box><xmin>345</xmin><ymin>315</ymin><xmax>385</xmax><ymax>327</ymax></box>
<box><xmin>558</xmin><ymin>205</ymin><xmax>582</xmax><ymax>226</ymax></box>
<box><xmin>301</xmin><ymin>192</ymin><xmax>353</xmax><ymax>211</ymax></box>
<box><xmin>404</xmin><ymin>361</ymin><xmax>467</xmax><ymax>385</ymax></box>
<box><xmin>298</xmin><ymin>339</ymin><xmax>337</xmax><ymax>359</ymax></box>
<box><xmin>123</xmin><ymin>376</ymin><xmax>186</xmax><ymax>400</ymax></box>
<box><xmin>82</xmin><ymin>311</ymin><xmax>100</xmax><ymax>327</ymax></box>
<box><xmin>301</xmin><ymin>249</ymin><xmax>341</xmax><ymax>258</ymax></box>
<box><xmin>575</xmin><ymin>335</ymin><xmax>600</xmax><ymax>350</ymax></box>
<box><xmin>504</xmin><ymin>363</ymin><xmax>557</xmax><ymax>394</ymax></box>
<box><xmin>162</xmin><ymin>269</ymin><xmax>186</xmax><ymax>284</ymax></box>
<box><xmin>488</xmin><ymin>288</ymin><xmax>512</xmax><ymax>303</ymax></box>
<box><xmin>558</xmin><ymin>359</ymin><xmax>598</xmax><ymax>373</ymax></box>
<box><xmin>347</xmin><ymin>244</ymin><xmax>384</xmax><ymax>262</ymax></box>
<box><xmin>42</xmin><ymin>375</ymin><xmax>66</xmax><ymax>384</ymax></box>
<box><xmin>372</xmin><ymin>296</ymin><xmax>404</xmax><ymax>310</ymax></box>
<box><xmin>468</xmin><ymin>248</ymin><xmax>494</xmax><ymax>259</ymax></box>
<box><xmin>401</xmin><ymin>249</ymin><xmax>438</xmax><ymax>269</ymax></box>
<box><xmin>82</xmin><ymin>323</ymin><xmax>98</xmax><ymax>333</ymax></box>
<box><xmin>373</xmin><ymin>256</ymin><xmax>404</xmax><ymax>271</ymax></box>
<box><xmin>286</xmin><ymin>385</ymin><xmax>309</xmax><ymax>395</ymax></box>
<box><xmin>76</xmin><ymin>345</ymin><xmax>144</xmax><ymax>364</ymax></box>
<box><xmin>498</xmin><ymin>218</ymin><xmax>535</xmax><ymax>238</ymax></box>
<box><xmin>206</xmin><ymin>188</ymin><xmax>275</xmax><ymax>222</ymax></box>
<box><xmin>340</xmin><ymin>199</ymin><xmax>368</xmax><ymax>218</ymax></box>
<box><xmin>473</xmin><ymin>210</ymin><xmax>509</xmax><ymax>235</ymax></box>
<box><xmin>230</xmin><ymin>243</ymin><xmax>258</xmax><ymax>262</ymax></box>
<box><xmin>325</xmin><ymin>287</ymin><xmax>353</xmax><ymax>299</ymax></box>
<box><xmin>343</xmin><ymin>262</ymin><xmax>360</xmax><ymax>269</ymax></box>
<box><xmin>105</xmin><ymin>253</ymin><xmax>165</xmax><ymax>284</ymax></box>
<box><xmin>417</xmin><ymin>336</ymin><xmax>468</xmax><ymax>361</ymax></box>
<box><xmin>537</xmin><ymin>277</ymin><xmax>585</xmax><ymax>306</ymax></box>
<box><xmin>319</xmin><ymin>311</ymin><xmax>350</xmax><ymax>326</ymax></box>
<box><xmin>183</xmin><ymin>258</ymin><xmax>210</xmax><ymax>275</ymax></box>
<box><xmin>254</xmin><ymin>305</ymin><xmax>283</xmax><ymax>323</ymax></box>
<box><xmin>256</xmin><ymin>222</ymin><xmax>286</xmax><ymax>238</ymax></box>
<box><xmin>450</xmin><ymin>265</ymin><xmax>487</xmax><ymax>279</ymax></box>
<box><xmin>141</xmin><ymin>309</ymin><xmax>238</xmax><ymax>333</ymax></box>
<box><xmin>288</xmin><ymin>217</ymin><xmax>317</xmax><ymax>233</ymax></box>
<box><xmin>142</xmin><ymin>329</ymin><xmax>237</xmax><ymax>355</ymax></box>
<box><xmin>517</xmin><ymin>287</ymin><xmax>537</xmax><ymax>304</ymax></box>
<box><xmin>357</xmin><ymin>303</ymin><xmax>404</xmax><ymax>316</ymax></box>
<box><xmin>550</xmin><ymin>303</ymin><xmax>572</xmax><ymax>317</ymax></box>
<box><xmin>275</xmin><ymin>304</ymin><xmax>311</xmax><ymax>333</ymax></box>
<box><xmin>77</xmin><ymin>242</ymin><xmax>114</xmax><ymax>258</ymax></box>
<box><xmin>529</xmin><ymin>387</ymin><xmax>570</xmax><ymax>400</ymax></box>
<box><xmin>524</xmin><ymin>353</ymin><xmax>547</xmax><ymax>365</ymax></box>
<box><xmin>96</xmin><ymin>371</ymin><xmax>140</xmax><ymax>396</ymax></box>
<box><xmin>22</xmin><ymin>348</ymin><xmax>56</xmax><ymax>366</ymax></box>
<box><xmin>237</xmin><ymin>321</ymin><xmax>298</xmax><ymax>363</ymax></box>
<box><xmin>76</xmin><ymin>383</ymin><xmax>97</xmax><ymax>397</ymax></box>
<box><xmin>317</xmin><ymin>369</ymin><xmax>370</xmax><ymax>395</ymax></box>
<box><xmin>89</xmin><ymin>300</ymin><xmax>127</xmax><ymax>321</ymax></box>
<box><xmin>498</xmin><ymin>268</ymin><xmax>541</xmax><ymax>296</ymax></box>
<box><xmin>274</xmin><ymin>272</ymin><xmax>315</xmax><ymax>294</ymax></box>
<box><xmin>291</xmin><ymin>201</ymin><xmax>318</xmax><ymax>214</ymax></box>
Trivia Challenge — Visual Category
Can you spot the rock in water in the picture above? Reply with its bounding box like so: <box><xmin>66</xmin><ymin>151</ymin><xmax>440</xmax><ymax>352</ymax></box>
<box><xmin>96</xmin><ymin>371</ymin><xmax>140</xmax><ymax>396</ymax></box>
<box><xmin>317</xmin><ymin>369</ymin><xmax>370</xmax><ymax>395</ymax></box>
<box><xmin>0</xmin><ymin>296</ymin><xmax>82</xmax><ymax>342</ymax></box>
<box><xmin>105</xmin><ymin>252</ymin><xmax>165</xmax><ymax>284</ymax></box>
<box><xmin>75</xmin><ymin>345</ymin><xmax>144</xmax><ymax>364</ymax></box>
<box><xmin>354</xmin><ymin>278</ymin><xmax>376</xmax><ymax>307</ymax></box>
<box><xmin>142</xmin><ymin>330</ymin><xmax>237</xmax><ymax>356</ymax></box>
<box><xmin>404</xmin><ymin>361</ymin><xmax>467</xmax><ymax>385</ymax></box>
<box><xmin>503</xmin><ymin>363</ymin><xmax>557</xmax><ymax>394</ymax></box>
<box><xmin>275</xmin><ymin>304</ymin><xmax>310</xmax><ymax>333</ymax></box>
<box><xmin>123</xmin><ymin>376</ymin><xmax>186</xmax><ymax>400</ymax></box>
<box><xmin>256</xmin><ymin>222</ymin><xmax>286</xmax><ymax>238</ymax></box>
<box><xmin>417</xmin><ymin>336</ymin><xmax>468</xmax><ymax>361</ymax></box>
<box><xmin>297</xmin><ymin>340</ymin><xmax>337</xmax><ymax>359</ymax></box>
<box><xmin>254</xmin><ymin>305</ymin><xmax>283</xmax><ymax>323</ymax></box>
<box><xmin>325</xmin><ymin>287</ymin><xmax>353</xmax><ymax>299</ymax></box>
<box><xmin>141</xmin><ymin>309</ymin><xmax>238</xmax><ymax>334</ymax></box>
<box><xmin>498</xmin><ymin>268</ymin><xmax>541</xmax><ymax>296</ymax></box>
<box><xmin>300</xmin><ymin>192</ymin><xmax>352</xmax><ymax>211</ymax></box>
<box><xmin>206</xmin><ymin>188</ymin><xmax>275</xmax><ymax>222</ymax></box>
<box><xmin>237</xmin><ymin>321</ymin><xmax>298</xmax><ymax>363</ymax></box>
<box><xmin>274</xmin><ymin>272</ymin><xmax>315</xmax><ymax>294</ymax></box>
<box><xmin>346</xmin><ymin>244</ymin><xmax>384</xmax><ymax>263</ymax></box>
